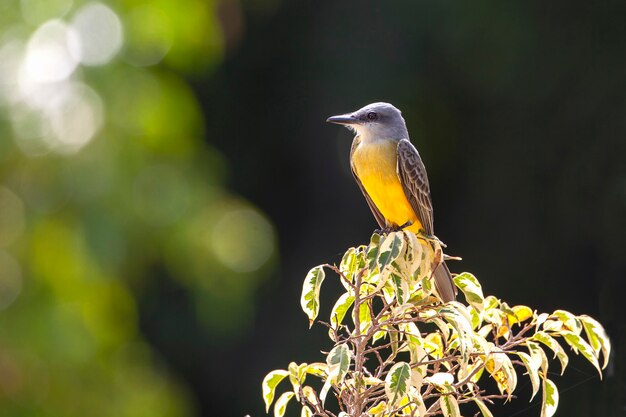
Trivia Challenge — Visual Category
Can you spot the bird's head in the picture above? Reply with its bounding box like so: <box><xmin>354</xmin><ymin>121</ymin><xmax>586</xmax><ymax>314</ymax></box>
<box><xmin>326</xmin><ymin>102</ymin><xmax>409</xmax><ymax>141</ymax></box>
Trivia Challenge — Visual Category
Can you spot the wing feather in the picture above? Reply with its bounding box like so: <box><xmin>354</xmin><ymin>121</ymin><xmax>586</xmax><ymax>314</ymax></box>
<box><xmin>396</xmin><ymin>139</ymin><xmax>434</xmax><ymax>235</ymax></box>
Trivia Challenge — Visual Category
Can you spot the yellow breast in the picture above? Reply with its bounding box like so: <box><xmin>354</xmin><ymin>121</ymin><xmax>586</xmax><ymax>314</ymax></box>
<box><xmin>352</xmin><ymin>139</ymin><xmax>422</xmax><ymax>232</ymax></box>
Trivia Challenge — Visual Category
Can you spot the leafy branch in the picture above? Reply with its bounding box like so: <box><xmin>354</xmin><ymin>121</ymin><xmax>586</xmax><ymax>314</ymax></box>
<box><xmin>263</xmin><ymin>232</ymin><xmax>610</xmax><ymax>417</ymax></box>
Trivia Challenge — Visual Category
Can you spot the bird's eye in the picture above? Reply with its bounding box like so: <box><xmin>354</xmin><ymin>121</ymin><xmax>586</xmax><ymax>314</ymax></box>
<box><xmin>367</xmin><ymin>112</ymin><xmax>378</xmax><ymax>120</ymax></box>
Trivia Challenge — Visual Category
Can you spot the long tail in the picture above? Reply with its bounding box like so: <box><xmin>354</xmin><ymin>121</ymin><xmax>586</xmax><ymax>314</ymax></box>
<box><xmin>433</xmin><ymin>260</ymin><xmax>457</xmax><ymax>302</ymax></box>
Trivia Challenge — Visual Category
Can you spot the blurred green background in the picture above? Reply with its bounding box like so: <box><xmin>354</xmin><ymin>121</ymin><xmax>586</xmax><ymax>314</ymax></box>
<box><xmin>0</xmin><ymin>0</ymin><xmax>624</xmax><ymax>416</ymax></box>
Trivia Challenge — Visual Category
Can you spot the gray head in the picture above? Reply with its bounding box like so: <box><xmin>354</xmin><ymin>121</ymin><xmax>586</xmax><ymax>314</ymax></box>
<box><xmin>326</xmin><ymin>102</ymin><xmax>409</xmax><ymax>141</ymax></box>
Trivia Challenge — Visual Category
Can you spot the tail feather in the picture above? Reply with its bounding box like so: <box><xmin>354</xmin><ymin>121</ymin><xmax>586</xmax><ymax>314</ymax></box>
<box><xmin>433</xmin><ymin>261</ymin><xmax>457</xmax><ymax>302</ymax></box>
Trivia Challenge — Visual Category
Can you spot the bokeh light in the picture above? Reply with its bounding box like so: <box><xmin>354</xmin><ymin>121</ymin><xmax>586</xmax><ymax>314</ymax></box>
<box><xmin>0</xmin><ymin>0</ymin><xmax>276</xmax><ymax>415</ymax></box>
<box><xmin>68</xmin><ymin>2</ymin><xmax>123</xmax><ymax>66</ymax></box>
<box><xmin>211</xmin><ymin>208</ymin><xmax>275</xmax><ymax>273</ymax></box>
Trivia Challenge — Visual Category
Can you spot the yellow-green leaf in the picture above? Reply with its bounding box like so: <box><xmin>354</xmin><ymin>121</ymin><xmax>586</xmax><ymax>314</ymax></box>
<box><xmin>440</xmin><ymin>394</ymin><xmax>461</xmax><ymax>417</ymax></box>
<box><xmin>562</xmin><ymin>331</ymin><xmax>602</xmax><ymax>377</ymax></box>
<box><xmin>553</xmin><ymin>310</ymin><xmax>582</xmax><ymax>334</ymax></box>
<box><xmin>526</xmin><ymin>340</ymin><xmax>548</xmax><ymax>376</ymax></box>
<box><xmin>327</xmin><ymin>343</ymin><xmax>351</xmax><ymax>385</ymax></box>
<box><xmin>540</xmin><ymin>378</ymin><xmax>559</xmax><ymax>417</ymax></box>
<box><xmin>579</xmin><ymin>314</ymin><xmax>611</xmax><ymax>369</ymax></box>
<box><xmin>300</xmin><ymin>266</ymin><xmax>326</xmax><ymax>327</ymax></box>
<box><xmin>274</xmin><ymin>391</ymin><xmax>294</xmax><ymax>417</ymax></box>
<box><xmin>377</xmin><ymin>232</ymin><xmax>405</xmax><ymax>271</ymax></box>
<box><xmin>385</xmin><ymin>362</ymin><xmax>411</xmax><ymax>406</ymax></box>
<box><xmin>533</xmin><ymin>331</ymin><xmax>568</xmax><ymax>374</ymax></box>
<box><xmin>474</xmin><ymin>398</ymin><xmax>495</xmax><ymax>417</ymax></box>
<box><xmin>301</xmin><ymin>405</ymin><xmax>313</xmax><ymax>417</ymax></box>
<box><xmin>305</xmin><ymin>362</ymin><xmax>327</xmax><ymax>378</ymax></box>
<box><xmin>368</xmin><ymin>401</ymin><xmax>386</xmax><ymax>415</ymax></box>
<box><xmin>517</xmin><ymin>351</ymin><xmax>540</xmax><ymax>401</ymax></box>
<box><xmin>513</xmin><ymin>305</ymin><xmax>534</xmax><ymax>323</ymax></box>
<box><xmin>453</xmin><ymin>272</ymin><xmax>484</xmax><ymax>310</ymax></box>
<box><xmin>262</xmin><ymin>370</ymin><xmax>289</xmax><ymax>412</ymax></box>
<box><xmin>330</xmin><ymin>292</ymin><xmax>354</xmax><ymax>329</ymax></box>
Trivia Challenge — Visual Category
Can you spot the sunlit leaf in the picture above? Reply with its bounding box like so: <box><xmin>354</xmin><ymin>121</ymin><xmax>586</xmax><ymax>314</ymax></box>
<box><xmin>580</xmin><ymin>314</ymin><xmax>611</xmax><ymax>369</ymax></box>
<box><xmin>533</xmin><ymin>331</ymin><xmax>569</xmax><ymax>374</ymax></box>
<box><xmin>562</xmin><ymin>331</ymin><xmax>602</xmax><ymax>377</ymax></box>
<box><xmin>274</xmin><ymin>391</ymin><xmax>294</xmax><ymax>417</ymax></box>
<box><xmin>330</xmin><ymin>292</ymin><xmax>354</xmax><ymax>329</ymax></box>
<box><xmin>339</xmin><ymin>247</ymin><xmax>357</xmax><ymax>289</ymax></box>
<box><xmin>474</xmin><ymin>398</ymin><xmax>495</xmax><ymax>417</ymax></box>
<box><xmin>485</xmin><ymin>352</ymin><xmax>517</xmax><ymax>395</ymax></box>
<box><xmin>552</xmin><ymin>310</ymin><xmax>582</xmax><ymax>334</ymax></box>
<box><xmin>354</xmin><ymin>300</ymin><xmax>372</xmax><ymax>335</ymax></box>
<box><xmin>526</xmin><ymin>340</ymin><xmax>548</xmax><ymax>376</ymax></box>
<box><xmin>305</xmin><ymin>362</ymin><xmax>326</xmax><ymax>378</ymax></box>
<box><xmin>517</xmin><ymin>351</ymin><xmax>540</xmax><ymax>401</ymax></box>
<box><xmin>425</xmin><ymin>372</ymin><xmax>454</xmax><ymax>389</ymax></box>
<box><xmin>391</xmin><ymin>272</ymin><xmax>410</xmax><ymax>304</ymax></box>
<box><xmin>288</xmin><ymin>362</ymin><xmax>301</xmax><ymax>399</ymax></box>
<box><xmin>377</xmin><ymin>232</ymin><xmax>405</xmax><ymax>272</ymax></box>
<box><xmin>262</xmin><ymin>370</ymin><xmax>289</xmax><ymax>412</ymax></box>
<box><xmin>439</xmin><ymin>394</ymin><xmax>460</xmax><ymax>417</ymax></box>
<box><xmin>301</xmin><ymin>405</ymin><xmax>313</xmax><ymax>417</ymax></box>
<box><xmin>512</xmin><ymin>305</ymin><xmax>534</xmax><ymax>323</ymax></box>
<box><xmin>367</xmin><ymin>233</ymin><xmax>382</xmax><ymax>270</ymax></box>
<box><xmin>300</xmin><ymin>266</ymin><xmax>326</xmax><ymax>327</ymax></box>
<box><xmin>367</xmin><ymin>401</ymin><xmax>387</xmax><ymax>415</ymax></box>
<box><xmin>540</xmin><ymin>378</ymin><xmax>559</xmax><ymax>417</ymax></box>
<box><xmin>385</xmin><ymin>362</ymin><xmax>411</xmax><ymax>406</ymax></box>
<box><xmin>327</xmin><ymin>343</ymin><xmax>351</xmax><ymax>385</ymax></box>
<box><xmin>453</xmin><ymin>272</ymin><xmax>484</xmax><ymax>310</ymax></box>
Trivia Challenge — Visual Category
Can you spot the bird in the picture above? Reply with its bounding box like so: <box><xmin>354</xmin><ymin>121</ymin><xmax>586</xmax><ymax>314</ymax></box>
<box><xmin>327</xmin><ymin>102</ymin><xmax>457</xmax><ymax>302</ymax></box>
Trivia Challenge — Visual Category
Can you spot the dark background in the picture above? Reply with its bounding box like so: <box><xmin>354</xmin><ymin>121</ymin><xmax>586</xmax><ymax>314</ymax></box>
<box><xmin>1</xmin><ymin>0</ymin><xmax>625</xmax><ymax>416</ymax></box>
<box><xmin>187</xmin><ymin>1</ymin><xmax>626</xmax><ymax>416</ymax></box>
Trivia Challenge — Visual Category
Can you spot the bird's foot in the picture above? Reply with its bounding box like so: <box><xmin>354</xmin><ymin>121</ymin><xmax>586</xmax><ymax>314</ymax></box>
<box><xmin>416</xmin><ymin>231</ymin><xmax>447</xmax><ymax>248</ymax></box>
<box><xmin>399</xmin><ymin>220</ymin><xmax>413</xmax><ymax>230</ymax></box>
<box><xmin>374</xmin><ymin>226</ymin><xmax>395</xmax><ymax>235</ymax></box>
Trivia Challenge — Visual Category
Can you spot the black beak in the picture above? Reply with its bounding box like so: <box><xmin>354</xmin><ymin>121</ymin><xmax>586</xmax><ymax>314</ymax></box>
<box><xmin>326</xmin><ymin>113</ymin><xmax>360</xmax><ymax>125</ymax></box>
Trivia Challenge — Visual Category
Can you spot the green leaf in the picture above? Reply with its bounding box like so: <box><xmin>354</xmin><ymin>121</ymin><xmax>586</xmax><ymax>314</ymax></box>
<box><xmin>367</xmin><ymin>233</ymin><xmax>382</xmax><ymax>270</ymax></box>
<box><xmin>377</xmin><ymin>232</ymin><xmax>404</xmax><ymax>271</ymax></box>
<box><xmin>517</xmin><ymin>351</ymin><xmax>540</xmax><ymax>401</ymax></box>
<box><xmin>533</xmin><ymin>331</ymin><xmax>569</xmax><ymax>374</ymax></box>
<box><xmin>579</xmin><ymin>314</ymin><xmax>611</xmax><ymax>369</ymax></box>
<box><xmin>391</xmin><ymin>272</ymin><xmax>410</xmax><ymax>304</ymax></box>
<box><xmin>327</xmin><ymin>343</ymin><xmax>351</xmax><ymax>385</ymax></box>
<box><xmin>540</xmin><ymin>378</ymin><xmax>559</xmax><ymax>417</ymax></box>
<box><xmin>262</xmin><ymin>370</ymin><xmax>289</xmax><ymax>412</ymax></box>
<box><xmin>300</xmin><ymin>266</ymin><xmax>326</xmax><ymax>327</ymax></box>
<box><xmin>385</xmin><ymin>362</ymin><xmax>411</xmax><ymax>406</ymax></box>
<box><xmin>474</xmin><ymin>398</ymin><xmax>495</xmax><ymax>417</ymax></box>
<box><xmin>439</xmin><ymin>394</ymin><xmax>461</xmax><ymax>417</ymax></box>
<box><xmin>453</xmin><ymin>272</ymin><xmax>484</xmax><ymax>310</ymax></box>
<box><xmin>273</xmin><ymin>391</ymin><xmax>294</xmax><ymax>417</ymax></box>
<box><xmin>330</xmin><ymin>292</ymin><xmax>354</xmax><ymax>329</ymax></box>
<box><xmin>562</xmin><ymin>331</ymin><xmax>602</xmax><ymax>377</ymax></box>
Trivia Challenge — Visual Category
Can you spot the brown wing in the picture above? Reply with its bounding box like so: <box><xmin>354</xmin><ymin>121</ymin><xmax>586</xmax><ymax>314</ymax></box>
<box><xmin>396</xmin><ymin>139</ymin><xmax>434</xmax><ymax>235</ymax></box>
<box><xmin>350</xmin><ymin>136</ymin><xmax>387</xmax><ymax>229</ymax></box>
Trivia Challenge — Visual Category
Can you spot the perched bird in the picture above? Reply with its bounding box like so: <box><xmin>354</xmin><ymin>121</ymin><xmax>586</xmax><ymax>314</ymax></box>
<box><xmin>327</xmin><ymin>102</ymin><xmax>457</xmax><ymax>302</ymax></box>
